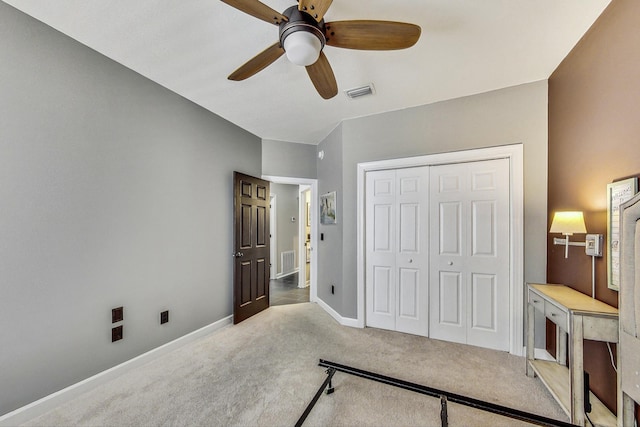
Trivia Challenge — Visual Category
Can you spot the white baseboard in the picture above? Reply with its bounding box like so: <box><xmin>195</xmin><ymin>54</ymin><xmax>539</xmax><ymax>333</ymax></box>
<box><xmin>316</xmin><ymin>297</ymin><xmax>360</xmax><ymax>328</ymax></box>
<box><xmin>0</xmin><ymin>315</ymin><xmax>233</xmax><ymax>426</ymax></box>
<box><xmin>275</xmin><ymin>268</ymin><xmax>299</xmax><ymax>280</ymax></box>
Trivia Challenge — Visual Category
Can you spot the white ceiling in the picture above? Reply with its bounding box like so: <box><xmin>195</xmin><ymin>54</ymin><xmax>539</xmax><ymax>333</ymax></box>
<box><xmin>4</xmin><ymin>0</ymin><xmax>611</xmax><ymax>144</ymax></box>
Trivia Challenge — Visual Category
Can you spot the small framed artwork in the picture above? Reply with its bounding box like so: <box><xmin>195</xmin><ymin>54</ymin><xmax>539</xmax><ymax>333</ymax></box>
<box><xmin>320</xmin><ymin>191</ymin><xmax>337</xmax><ymax>225</ymax></box>
<box><xmin>607</xmin><ymin>177</ymin><xmax>638</xmax><ymax>290</ymax></box>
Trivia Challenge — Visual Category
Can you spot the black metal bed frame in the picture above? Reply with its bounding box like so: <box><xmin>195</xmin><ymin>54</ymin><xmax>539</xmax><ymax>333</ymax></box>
<box><xmin>295</xmin><ymin>359</ymin><xmax>576</xmax><ymax>427</ymax></box>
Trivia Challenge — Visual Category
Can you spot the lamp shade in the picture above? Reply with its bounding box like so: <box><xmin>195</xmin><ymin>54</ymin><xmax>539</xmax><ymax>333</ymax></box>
<box><xmin>283</xmin><ymin>31</ymin><xmax>322</xmax><ymax>66</ymax></box>
<box><xmin>549</xmin><ymin>211</ymin><xmax>587</xmax><ymax>235</ymax></box>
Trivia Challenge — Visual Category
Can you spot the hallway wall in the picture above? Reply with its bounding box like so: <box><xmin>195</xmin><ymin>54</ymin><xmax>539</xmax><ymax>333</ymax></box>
<box><xmin>270</xmin><ymin>183</ymin><xmax>300</xmax><ymax>276</ymax></box>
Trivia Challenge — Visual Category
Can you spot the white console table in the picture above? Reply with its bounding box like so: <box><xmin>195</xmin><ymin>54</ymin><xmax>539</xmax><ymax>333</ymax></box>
<box><xmin>526</xmin><ymin>283</ymin><xmax>619</xmax><ymax>427</ymax></box>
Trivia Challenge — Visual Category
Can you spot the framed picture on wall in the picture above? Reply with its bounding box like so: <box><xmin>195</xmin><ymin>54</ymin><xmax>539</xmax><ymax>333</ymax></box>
<box><xmin>607</xmin><ymin>177</ymin><xmax>638</xmax><ymax>290</ymax></box>
<box><xmin>320</xmin><ymin>191</ymin><xmax>337</xmax><ymax>225</ymax></box>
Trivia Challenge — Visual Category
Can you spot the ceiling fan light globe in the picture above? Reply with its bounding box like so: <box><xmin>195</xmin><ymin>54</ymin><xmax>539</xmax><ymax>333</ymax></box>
<box><xmin>283</xmin><ymin>31</ymin><xmax>322</xmax><ymax>66</ymax></box>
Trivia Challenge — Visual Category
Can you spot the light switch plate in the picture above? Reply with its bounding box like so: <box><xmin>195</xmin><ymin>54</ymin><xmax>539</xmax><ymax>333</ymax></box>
<box><xmin>585</xmin><ymin>234</ymin><xmax>603</xmax><ymax>257</ymax></box>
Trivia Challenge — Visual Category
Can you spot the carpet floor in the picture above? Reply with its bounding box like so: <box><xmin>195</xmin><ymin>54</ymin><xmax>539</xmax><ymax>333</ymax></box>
<box><xmin>22</xmin><ymin>303</ymin><xmax>567</xmax><ymax>426</ymax></box>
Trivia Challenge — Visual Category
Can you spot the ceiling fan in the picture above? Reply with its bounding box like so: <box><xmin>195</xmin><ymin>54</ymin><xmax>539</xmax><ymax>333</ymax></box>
<box><xmin>221</xmin><ymin>0</ymin><xmax>421</xmax><ymax>99</ymax></box>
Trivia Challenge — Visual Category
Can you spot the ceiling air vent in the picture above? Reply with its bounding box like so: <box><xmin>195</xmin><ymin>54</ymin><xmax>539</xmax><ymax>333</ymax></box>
<box><xmin>344</xmin><ymin>83</ymin><xmax>375</xmax><ymax>99</ymax></box>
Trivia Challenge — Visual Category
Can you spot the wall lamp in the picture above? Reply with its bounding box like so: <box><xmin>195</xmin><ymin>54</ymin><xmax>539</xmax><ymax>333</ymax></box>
<box><xmin>550</xmin><ymin>211</ymin><xmax>587</xmax><ymax>258</ymax></box>
<box><xmin>550</xmin><ymin>211</ymin><xmax>604</xmax><ymax>297</ymax></box>
<box><xmin>550</xmin><ymin>211</ymin><xmax>603</xmax><ymax>259</ymax></box>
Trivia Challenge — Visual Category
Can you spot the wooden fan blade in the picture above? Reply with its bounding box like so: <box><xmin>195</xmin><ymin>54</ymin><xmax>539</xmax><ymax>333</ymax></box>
<box><xmin>306</xmin><ymin>51</ymin><xmax>338</xmax><ymax>99</ymax></box>
<box><xmin>298</xmin><ymin>0</ymin><xmax>333</xmax><ymax>23</ymax></box>
<box><xmin>325</xmin><ymin>20</ymin><xmax>421</xmax><ymax>50</ymax></box>
<box><xmin>228</xmin><ymin>42</ymin><xmax>285</xmax><ymax>81</ymax></box>
<box><xmin>220</xmin><ymin>0</ymin><xmax>287</xmax><ymax>25</ymax></box>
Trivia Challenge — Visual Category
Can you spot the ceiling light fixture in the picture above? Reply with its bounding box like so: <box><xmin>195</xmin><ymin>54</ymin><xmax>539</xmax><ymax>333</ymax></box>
<box><xmin>279</xmin><ymin>6</ymin><xmax>326</xmax><ymax>67</ymax></box>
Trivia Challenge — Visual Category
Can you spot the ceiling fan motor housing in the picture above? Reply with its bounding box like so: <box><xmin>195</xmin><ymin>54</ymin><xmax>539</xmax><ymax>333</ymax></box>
<box><xmin>279</xmin><ymin>6</ymin><xmax>326</xmax><ymax>66</ymax></box>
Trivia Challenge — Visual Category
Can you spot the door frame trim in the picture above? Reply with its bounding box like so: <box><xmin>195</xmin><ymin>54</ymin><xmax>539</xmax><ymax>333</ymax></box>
<box><xmin>298</xmin><ymin>186</ymin><xmax>311</xmax><ymax>288</ymax></box>
<box><xmin>356</xmin><ymin>144</ymin><xmax>524</xmax><ymax>355</ymax></box>
<box><xmin>263</xmin><ymin>175</ymin><xmax>318</xmax><ymax>304</ymax></box>
<box><xmin>269</xmin><ymin>195</ymin><xmax>277</xmax><ymax>280</ymax></box>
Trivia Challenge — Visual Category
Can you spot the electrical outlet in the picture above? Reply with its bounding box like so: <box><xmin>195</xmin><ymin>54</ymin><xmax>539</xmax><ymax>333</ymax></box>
<box><xmin>585</xmin><ymin>234</ymin><xmax>603</xmax><ymax>257</ymax></box>
<box><xmin>112</xmin><ymin>306</ymin><xmax>123</xmax><ymax>323</ymax></box>
<box><xmin>112</xmin><ymin>325</ymin><xmax>123</xmax><ymax>342</ymax></box>
<box><xmin>160</xmin><ymin>310</ymin><xmax>169</xmax><ymax>324</ymax></box>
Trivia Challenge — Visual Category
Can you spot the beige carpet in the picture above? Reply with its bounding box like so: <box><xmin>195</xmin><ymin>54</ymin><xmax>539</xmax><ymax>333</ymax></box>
<box><xmin>22</xmin><ymin>303</ymin><xmax>567</xmax><ymax>426</ymax></box>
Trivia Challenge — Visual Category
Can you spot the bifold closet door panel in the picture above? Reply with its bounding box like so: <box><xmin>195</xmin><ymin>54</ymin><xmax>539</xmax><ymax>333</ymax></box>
<box><xmin>366</xmin><ymin>167</ymin><xmax>429</xmax><ymax>336</ymax></box>
<box><xmin>429</xmin><ymin>158</ymin><xmax>510</xmax><ymax>351</ymax></box>
<box><xmin>366</xmin><ymin>170</ymin><xmax>397</xmax><ymax>331</ymax></box>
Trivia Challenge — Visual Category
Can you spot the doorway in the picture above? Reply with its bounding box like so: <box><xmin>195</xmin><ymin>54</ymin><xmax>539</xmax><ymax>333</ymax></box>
<box><xmin>263</xmin><ymin>175</ymin><xmax>318</xmax><ymax>305</ymax></box>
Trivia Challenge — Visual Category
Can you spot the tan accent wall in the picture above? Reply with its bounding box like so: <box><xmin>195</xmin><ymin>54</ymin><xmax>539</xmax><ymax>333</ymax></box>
<box><xmin>548</xmin><ymin>0</ymin><xmax>640</xmax><ymax>415</ymax></box>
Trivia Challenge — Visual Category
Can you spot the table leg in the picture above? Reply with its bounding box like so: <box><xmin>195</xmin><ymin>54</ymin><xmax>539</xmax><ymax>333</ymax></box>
<box><xmin>622</xmin><ymin>392</ymin><xmax>635</xmax><ymax>427</ymax></box>
<box><xmin>557</xmin><ymin>327</ymin><xmax>567</xmax><ymax>366</ymax></box>
<box><xmin>526</xmin><ymin>303</ymin><xmax>535</xmax><ymax>377</ymax></box>
<box><xmin>570</xmin><ymin>315</ymin><xmax>584</xmax><ymax>426</ymax></box>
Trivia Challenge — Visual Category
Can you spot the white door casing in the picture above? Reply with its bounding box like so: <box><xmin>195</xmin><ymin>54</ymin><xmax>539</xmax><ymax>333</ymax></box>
<box><xmin>298</xmin><ymin>186</ymin><xmax>311</xmax><ymax>288</ymax></box>
<box><xmin>429</xmin><ymin>159</ymin><xmax>510</xmax><ymax>351</ymax></box>
<box><xmin>366</xmin><ymin>167</ymin><xmax>429</xmax><ymax>336</ymax></box>
<box><xmin>357</xmin><ymin>144</ymin><xmax>524</xmax><ymax>355</ymax></box>
<box><xmin>262</xmin><ymin>175</ymin><xmax>318</xmax><ymax>304</ymax></box>
<box><xmin>269</xmin><ymin>195</ymin><xmax>277</xmax><ymax>281</ymax></box>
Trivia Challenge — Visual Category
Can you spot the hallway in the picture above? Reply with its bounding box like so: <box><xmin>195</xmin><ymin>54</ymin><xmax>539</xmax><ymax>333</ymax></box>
<box><xmin>270</xmin><ymin>273</ymin><xmax>309</xmax><ymax>306</ymax></box>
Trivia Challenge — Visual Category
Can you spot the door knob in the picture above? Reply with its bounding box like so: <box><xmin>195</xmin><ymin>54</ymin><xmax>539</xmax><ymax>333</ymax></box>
<box><xmin>232</xmin><ymin>252</ymin><xmax>244</xmax><ymax>258</ymax></box>
<box><xmin>408</xmin><ymin>259</ymin><xmax>413</xmax><ymax>263</ymax></box>
<box><xmin>448</xmin><ymin>261</ymin><xmax>453</xmax><ymax>266</ymax></box>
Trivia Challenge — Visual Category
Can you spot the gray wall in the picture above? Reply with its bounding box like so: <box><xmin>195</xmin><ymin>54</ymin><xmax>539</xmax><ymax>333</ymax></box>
<box><xmin>270</xmin><ymin>183</ymin><xmax>299</xmax><ymax>275</ymax></box>
<box><xmin>317</xmin><ymin>81</ymin><xmax>549</xmax><ymax>318</ymax></box>
<box><xmin>262</xmin><ymin>139</ymin><xmax>317</xmax><ymax>179</ymax></box>
<box><xmin>316</xmin><ymin>125</ymin><xmax>344</xmax><ymax>307</ymax></box>
<box><xmin>0</xmin><ymin>3</ymin><xmax>261</xmax><ymax>415</ymax></box>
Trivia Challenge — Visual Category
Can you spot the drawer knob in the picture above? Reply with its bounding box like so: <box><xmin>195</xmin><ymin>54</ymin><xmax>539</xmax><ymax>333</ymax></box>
<box><xmin>551</xmin><ymin>313</ymin><xmax>557</xmax><ymax>317</ymax></box>
<box><xmin>533</xmin><ymin>299</ymin><xmax>540</xmax><ymax>303</ymax></box>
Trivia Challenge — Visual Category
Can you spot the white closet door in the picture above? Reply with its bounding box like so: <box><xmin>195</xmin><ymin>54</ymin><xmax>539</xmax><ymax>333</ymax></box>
<box><xmin>366</xmin><ymin>170</ymin><xmax>397</xmax><ymax>331</ymax></box>
<box><xmin>366</xmin><ymin>167</ymin><xmax>429</xmax><ymax>336</ymax></box>
<box><xmin>394</xmin><ymin>167</ymin><xmax>429</xmax><ymax>335</ymax></box>
<box><xmin>429</xmin><ymin>158</ymin><xmax>510</xmax><ymax>351</ymax></box>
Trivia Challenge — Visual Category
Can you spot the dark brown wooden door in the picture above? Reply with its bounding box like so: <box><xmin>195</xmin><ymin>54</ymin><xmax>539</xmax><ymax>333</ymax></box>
<box><xmin>233</xmin><ymin>172</ymin><xmax>270</xmax><ymax>324</ymax></box>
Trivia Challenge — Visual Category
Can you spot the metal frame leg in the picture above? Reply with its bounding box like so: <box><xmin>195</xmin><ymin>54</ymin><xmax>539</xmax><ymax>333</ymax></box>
<box><xmin>440</xmin><ymin>395</ymin><xmax>448</xmax><ymax>427</ymax></box>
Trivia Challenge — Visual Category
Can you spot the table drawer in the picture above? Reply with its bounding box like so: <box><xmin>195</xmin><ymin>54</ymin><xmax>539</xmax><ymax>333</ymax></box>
<box><xmin>545</xmin><ymin>300</ymin><xmax>568</xmax><ymax>331</ymax></box>
<box><xmin>528</xmin><ymin>289</ymin><xmax>545</xmax><ymax>313</ymax></box>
